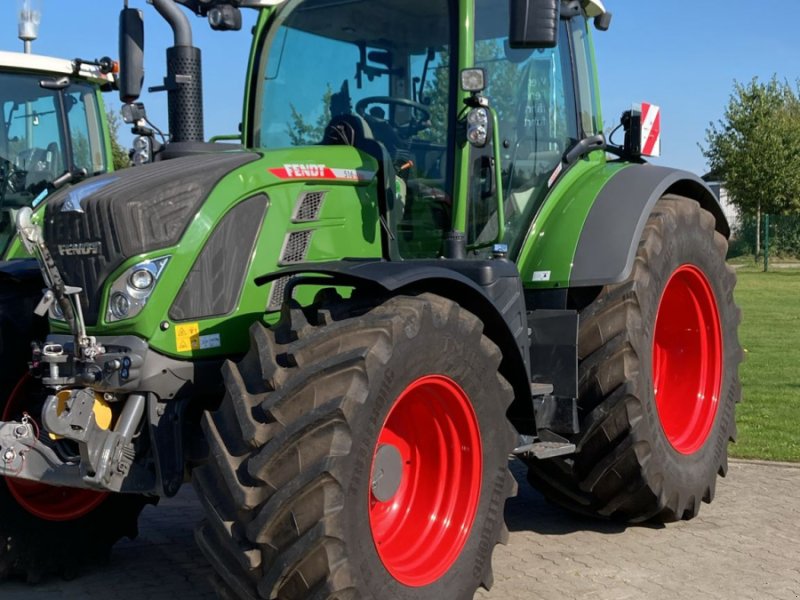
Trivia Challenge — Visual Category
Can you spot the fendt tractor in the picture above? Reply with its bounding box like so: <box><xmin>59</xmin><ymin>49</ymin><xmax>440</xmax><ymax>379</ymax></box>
<box><xmin>0</xmin><ymin>0</ymin><xmax>741</xmax><ymax>597</ymax></box>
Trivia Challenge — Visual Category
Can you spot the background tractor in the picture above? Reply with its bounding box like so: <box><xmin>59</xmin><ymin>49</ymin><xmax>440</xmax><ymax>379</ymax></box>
<box><xmin>0</xmin><ymin>44</ymin><xmax>122</xmax><ymax>581</ymax></box>
<box><xmin>0</xmin><ymin>50</ymin><xmax>116</xmax><ymax>260</ymax></box>
<box><xmin>0</xmin><ymin>0</ymin><xmax>741</xmax><ymax>597</ymax></box>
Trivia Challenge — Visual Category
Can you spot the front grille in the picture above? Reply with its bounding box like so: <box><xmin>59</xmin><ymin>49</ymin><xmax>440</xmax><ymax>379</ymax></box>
<box><xmin>42</xmin><ymin>153</ymin><xmax>258</xmax><ymax>324</ymax></box>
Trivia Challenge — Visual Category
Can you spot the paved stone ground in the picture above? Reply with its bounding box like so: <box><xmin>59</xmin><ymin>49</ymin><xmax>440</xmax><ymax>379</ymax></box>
<box><xmin>2</xmin><ymin>459</ymin><xmax>799</xmax><ymax>599</ymax></box>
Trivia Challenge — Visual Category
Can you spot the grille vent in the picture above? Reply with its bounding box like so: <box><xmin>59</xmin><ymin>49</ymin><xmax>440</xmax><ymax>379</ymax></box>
<box><xmin>279</xmin><ymin>230</ymin><xmax>313</xmax><ymax>265</ymax></box>
<box><xmin>267</xmin><ymin>276</ymin><xmax>291</xmax><ymax>312</ymax></box>
<box><xmin>293</xmin><ymin>191</ymin><xmax>326</xmax><ymax>222</ymax></box>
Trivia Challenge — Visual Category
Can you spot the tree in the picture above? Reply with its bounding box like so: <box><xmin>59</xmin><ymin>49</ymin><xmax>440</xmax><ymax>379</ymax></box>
<box><xmin>285</xmin><ymin>85</ymin><xmax>333</xmax><ymax>146</ymax></box>
<box><xmin>106</xmin><ymin>108</ymin><xmax>131</xmax><ymax>170</ymax></box>
<box><xmin>702</xmin><ymin>77</ymin><xmax>800</xmax><ymax>254</ymax></box>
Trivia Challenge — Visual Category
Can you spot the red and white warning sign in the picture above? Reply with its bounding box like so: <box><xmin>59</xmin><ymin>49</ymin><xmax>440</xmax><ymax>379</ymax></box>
<box><xmin>637</xmin><ymin>102</ymin><xmax>661</xmax><ymax>157</ymax></box>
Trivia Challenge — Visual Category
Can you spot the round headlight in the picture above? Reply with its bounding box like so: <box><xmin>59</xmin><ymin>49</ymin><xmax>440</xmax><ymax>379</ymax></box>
<box><xmin>129</xmin><ymin>268</ymin><xmax>155</xmax><ymax>291</ymax></box>
<box><xmin>467</xmin><ymin>125</ymin><xmax>488</xmax><ymax>146</ymax></box>
<box><xmin>110</xmin><ymin>293</ymin><xmax>131</xmax><ymax>319</ymax></box>
<box><xmin>467</xmin><ymin>107</ymin><xmax>488</xmax><ymax>127</ymax></box>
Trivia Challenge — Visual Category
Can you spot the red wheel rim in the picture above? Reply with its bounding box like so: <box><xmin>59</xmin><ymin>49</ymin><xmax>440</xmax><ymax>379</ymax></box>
<box><xmin>368</xmin><ymin>375</ymin><xmax>482</xmax><ymax>587</ymax></box>
<box><xmin>653</xmin><ymin>265</ymin><xmax>723</xmax><ymax>454</ymax></box>
<box><xmin>3</xmin><ymin>374</ymin><xmax>108</xmax><ymax>521</ymax></box>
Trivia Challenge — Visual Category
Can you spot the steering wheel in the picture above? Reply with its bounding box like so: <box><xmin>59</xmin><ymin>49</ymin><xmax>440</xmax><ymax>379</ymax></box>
<box><xmin>355</xmin><ymin>96</ymin><xmax>432</xmax><ymax>136</ymax></box>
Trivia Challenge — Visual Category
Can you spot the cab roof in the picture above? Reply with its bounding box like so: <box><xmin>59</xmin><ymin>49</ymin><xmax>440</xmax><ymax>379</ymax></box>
<box><xmin>0</xmin><ymin>51</ymin><xmax>114</xmax><ymax>85</ymax></box>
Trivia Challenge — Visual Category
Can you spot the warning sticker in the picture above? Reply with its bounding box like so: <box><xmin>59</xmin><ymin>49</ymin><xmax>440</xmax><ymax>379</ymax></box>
<box><xmin>175</xmin><ymin>323</ymin><xmax>201</xmax><ymax>353</ymax></box>
<box><xmin>532</xmin><ymin>271</ymin><xmax>552</xmax><ymax>282</ymax></box>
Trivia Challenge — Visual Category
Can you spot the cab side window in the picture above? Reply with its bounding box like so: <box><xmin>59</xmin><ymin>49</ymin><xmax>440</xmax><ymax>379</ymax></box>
<box><xmin>472</xmin><ymin>1</ymin><xmax>579</xmax><ymax>250</ymax></box>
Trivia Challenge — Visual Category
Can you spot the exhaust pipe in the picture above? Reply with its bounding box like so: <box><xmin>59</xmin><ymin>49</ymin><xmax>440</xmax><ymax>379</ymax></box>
<box><xmin>153</xmin><ymin>0</ymin><xmax>204</xmax><ymax>143</ymax></box>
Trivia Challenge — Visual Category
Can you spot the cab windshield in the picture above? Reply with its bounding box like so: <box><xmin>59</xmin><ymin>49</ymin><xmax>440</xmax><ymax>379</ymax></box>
<box><xmin>254</xmin><ymin>0</ymin><xmax>456</xmax><ymax>257</ymax></box>
<box><xmin>0</xmin><ymin>72</ymin><xmax>108</xmax><ymax>255</ymax></box>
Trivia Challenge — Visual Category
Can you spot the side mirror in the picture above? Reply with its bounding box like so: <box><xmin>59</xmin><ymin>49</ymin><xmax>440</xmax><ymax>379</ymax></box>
<box><xmin>119</xmin><ymin>7</ymin><xmax>145</xmax><ymax>104</ymax></box>
<box><xmin>509</xmin><ymin>0</ymin><xmax>560</xmax><ymax>49</ymax></box>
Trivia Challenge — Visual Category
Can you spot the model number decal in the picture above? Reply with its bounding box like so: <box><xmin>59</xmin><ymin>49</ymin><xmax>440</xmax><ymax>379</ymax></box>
<box><xmin>269</xmin><ymin>164</ymin><xmax>375</xmax><ymax>182</ymax></box>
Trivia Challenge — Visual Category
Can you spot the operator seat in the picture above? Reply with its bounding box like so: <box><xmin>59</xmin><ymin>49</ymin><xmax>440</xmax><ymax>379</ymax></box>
<box><xmin>322</xmin><ymin>114</ymin><xmax>401</xmax><ymax>233</ymax></box>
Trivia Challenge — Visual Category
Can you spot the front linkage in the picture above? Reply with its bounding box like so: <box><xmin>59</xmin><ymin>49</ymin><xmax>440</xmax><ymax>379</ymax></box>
<box><xmin>0</xmin><ymin>209</ymin><xmax>185</xmax><ymax>497</ymax></box>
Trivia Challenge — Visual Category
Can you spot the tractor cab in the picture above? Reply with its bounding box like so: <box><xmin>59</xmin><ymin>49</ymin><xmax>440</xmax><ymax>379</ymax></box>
<box><xmin>0</xmin><ymin>52</ymin><xmax>114</xmax><ymax>258</ymax></box>
<box><xmin>247</xmin><ymin>0</ymin><xmax>606</xmax><ymax>259</ymax></box>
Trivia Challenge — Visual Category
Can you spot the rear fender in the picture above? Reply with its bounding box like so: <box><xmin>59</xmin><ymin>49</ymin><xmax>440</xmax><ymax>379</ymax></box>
<box><xmin>518</xmin><ymin>163</ymin><xmax>728</xmax><ymax>290</ymax></box>
<box><xmin>570</xmin><ymin>165</ymin><xmax>728</xmax><ymax>287</ymax></box>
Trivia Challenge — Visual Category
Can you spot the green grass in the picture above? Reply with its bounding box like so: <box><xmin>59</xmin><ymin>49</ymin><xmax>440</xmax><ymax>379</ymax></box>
<box><xmin>731</xmin><ymin>265</ymin><xmax>800</xmax><ymax>462</ymax></box>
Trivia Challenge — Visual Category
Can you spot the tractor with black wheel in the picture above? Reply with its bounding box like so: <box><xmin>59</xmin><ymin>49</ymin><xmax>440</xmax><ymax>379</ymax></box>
<box><xmin>0</xmin><ymin>0</ymin><xmax>741</xmax><ymax>597</ymax></box>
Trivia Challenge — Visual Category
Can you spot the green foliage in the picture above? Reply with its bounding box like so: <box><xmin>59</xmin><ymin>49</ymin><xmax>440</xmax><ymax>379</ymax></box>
<box><xmin>106</xmin><ymin>108</ymin><xmax>130</xmax><ymax>171</ymax></box>
<box><xmin>286</xmin><ymin>86</ymin><xmax>333</xmax><ymax>146</ymax></box>
<box><xmin>732</xmin><ymin>267</ymin><xmax>800</xmax><ymax>462</ymax></box>
<box><xmin>703</xmin><ymin>77</ymin><xmax>800</xmax><ymax>217</ymax></box>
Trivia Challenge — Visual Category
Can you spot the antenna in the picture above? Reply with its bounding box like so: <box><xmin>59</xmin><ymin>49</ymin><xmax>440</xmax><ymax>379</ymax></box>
<box><xmin>18</xmin><ymin>0</ymin><xmax>42</xmax><ymax>54</ymax></box>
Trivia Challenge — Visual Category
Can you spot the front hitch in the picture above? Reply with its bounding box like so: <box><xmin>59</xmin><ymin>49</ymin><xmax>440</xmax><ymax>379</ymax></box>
<box><xmin>0</xmin><ymin>391</ymin><xmax>146</xmax><ymax>493</ymax></box>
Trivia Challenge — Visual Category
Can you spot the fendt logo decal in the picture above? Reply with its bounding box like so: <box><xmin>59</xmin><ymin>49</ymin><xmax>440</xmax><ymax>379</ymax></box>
<box><xmin>57</xmin><ymin>242</ymin><xmax>102</xmax><ymax>256</ymax></box>
<box><xmin>269</xmin><ymin>164</ymin><xmax>375</xmax><ymax>182</ymax></box>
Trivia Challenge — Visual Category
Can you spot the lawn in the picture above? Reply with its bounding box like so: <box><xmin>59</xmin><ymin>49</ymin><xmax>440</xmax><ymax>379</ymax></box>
<box><xmin>730</xmin><ymin>264</ymin><xmax>800</xmax><ymax>462</ymax></box>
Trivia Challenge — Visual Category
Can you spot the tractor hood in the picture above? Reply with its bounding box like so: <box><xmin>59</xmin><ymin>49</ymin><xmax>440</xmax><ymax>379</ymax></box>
<box><xmin>42</xmin><ymin>152</ymin><xmax>259</xmax><ymax>324</ymax></box>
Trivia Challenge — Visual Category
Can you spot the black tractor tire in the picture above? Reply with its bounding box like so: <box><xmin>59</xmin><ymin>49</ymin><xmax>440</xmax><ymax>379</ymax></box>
<box><xmin>193</xmin><ymin>293</ymin><xmax>517</xmax><ymax>600</ymax></box>
<box><xmin>526</xmin><ymin>195</ymin><xmax>742</xmax><ymax>523</ymax></box>
<box><xmin>0</xmin><ymin>276</ymin><xmax>152</xmax><ymax>582</ymax></box>
<box><xmin>0</xmin><ymin>267</ymin><xmax>46</xmax><ymax>399</ymax></box>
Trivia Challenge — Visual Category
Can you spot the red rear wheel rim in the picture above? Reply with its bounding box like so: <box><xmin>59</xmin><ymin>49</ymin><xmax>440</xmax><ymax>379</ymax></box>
<box><xmin>368</xmin><ymin>375</ymin><xmax>482</xmax><ymax>587</ymax></box>
<box><xmin>3</xmin><ymin>374</ymin><xmax>107</xmax><ymax>521</ymax></box>
<box><xmin>653</xmin><ymin>265</ymin><xmax>723</xmax><ymax>454</ymax></box>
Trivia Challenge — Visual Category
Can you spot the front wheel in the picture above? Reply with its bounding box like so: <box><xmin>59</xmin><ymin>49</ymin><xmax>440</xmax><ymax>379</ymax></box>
<box><xmin>193</xmin><ymin>294</ymin><xmax>517</xmax><ymax>599</ymax></box>
<box><xmin>526</xmin><ymin>195</ymin><xmax>742</xmax><ymax>522</ymax></box>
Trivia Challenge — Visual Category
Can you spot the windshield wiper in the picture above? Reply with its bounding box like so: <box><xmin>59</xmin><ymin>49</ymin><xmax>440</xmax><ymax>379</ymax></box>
<box><xmin>52</xmin><ymin>167</ymin><xmax>89</xmax><ymax>191</ymax></box>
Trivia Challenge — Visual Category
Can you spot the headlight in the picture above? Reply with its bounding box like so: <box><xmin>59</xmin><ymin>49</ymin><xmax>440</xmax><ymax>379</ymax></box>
<box><xmin>106</xmin><ymin>257</ymin><xmax>170</xmax><ymax>323</ymax></box>
<box><xmin>110</xmin><ymin>293</ymin><xmax>131</xmax><ymax>319</ymax></box>
<box><xmin>467</xmin><ymin>108</ymin><xmax>489</xmax><ymax>147</ymax></box>
<box><xmin>129</xmin><ymin>269</ymin><xmax>155</xmax><ymax>291</ymax></box>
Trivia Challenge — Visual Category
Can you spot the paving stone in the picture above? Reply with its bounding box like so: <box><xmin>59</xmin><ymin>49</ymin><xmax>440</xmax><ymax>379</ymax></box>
<box><xmin>1</xmin><ymin>459</ymin><xmax>798</xmax><ymax>599</ymax></box>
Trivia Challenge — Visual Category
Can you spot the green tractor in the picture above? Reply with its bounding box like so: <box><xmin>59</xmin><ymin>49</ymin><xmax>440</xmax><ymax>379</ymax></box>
<box><xmin>0</xmin><ymin>55</ymin><xmax>119</xmax><ymax>567</ymax></box>
<box><xmin>0</xmin><ymin>50</ymin><xmax>117</xmax><ymax>260</ymax></box>
<box><xmin>0</xmin><ymin>0</ymin><xmax>741</xmax><ymax>596</ymax></box>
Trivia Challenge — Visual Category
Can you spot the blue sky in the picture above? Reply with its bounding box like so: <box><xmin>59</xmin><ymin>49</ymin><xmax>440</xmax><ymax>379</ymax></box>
<box><xmin>1</xmin><ymin>1</ymin><xmax>795</xmax><ymax>176</ymax></box>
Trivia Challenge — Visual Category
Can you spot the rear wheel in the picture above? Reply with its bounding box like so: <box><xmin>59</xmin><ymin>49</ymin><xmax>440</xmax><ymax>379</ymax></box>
<box><xmin>0</xmin><ymin>280</ymin><xmax>151</xmax><ymax>581</ymax></box>
<box><xmin>526</xmin><ymin>195</ymin><xmax>742</xmax><ymax>522</ymax></box>
<box><xmin>193</xmin><ymin>294</ymin><xmax>517</xmax><ymax>599</ymax></box>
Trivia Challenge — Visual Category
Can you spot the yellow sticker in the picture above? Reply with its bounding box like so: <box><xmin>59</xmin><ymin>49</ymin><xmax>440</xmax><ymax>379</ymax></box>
<box><xmin>175</xmin><ymin>322</ymin><xmax>201</xmax><ymax>353</ymax></box>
